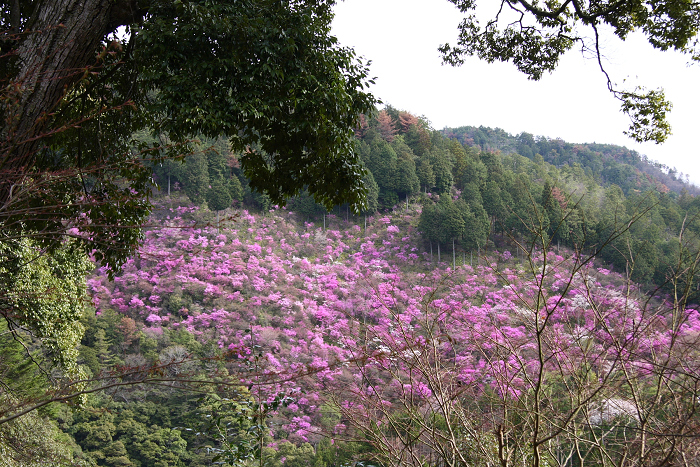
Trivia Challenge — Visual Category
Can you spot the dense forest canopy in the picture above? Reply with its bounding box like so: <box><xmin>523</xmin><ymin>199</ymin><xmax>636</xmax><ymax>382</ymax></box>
<box><xmin>5</xmin><ymin>98</ymin><xmax>700</xmax><ymax>465</ymax></box>
<box><xmin>443</xmin><ymin>125</ymin><xmax>700</xmax><ymax>196</ymax></box>
<box><xmin>1</xmin><ymin>0</ymin><xmax>377</xmax><ymax>272</ymax></box>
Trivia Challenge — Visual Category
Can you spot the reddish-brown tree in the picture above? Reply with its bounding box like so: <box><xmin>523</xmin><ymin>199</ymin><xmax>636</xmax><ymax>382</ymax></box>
<box><xmin>376</xmin><ymin>110</ymin><xmax>399</xmax><ymax>143</ymax></box>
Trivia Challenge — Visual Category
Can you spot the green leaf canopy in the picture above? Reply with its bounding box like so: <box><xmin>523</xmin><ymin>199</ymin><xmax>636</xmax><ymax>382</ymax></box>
<box><xmin>136</xmin><ymin>0</ymin><xmax>378</xmax><ymax>210</ymax></box>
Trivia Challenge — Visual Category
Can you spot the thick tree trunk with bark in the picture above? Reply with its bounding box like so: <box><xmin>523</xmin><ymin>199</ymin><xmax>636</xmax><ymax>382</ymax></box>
<box><xmin>1</xmin><ymin>0</ymin><xmax>140</xmax><ymax>202</ymax></box>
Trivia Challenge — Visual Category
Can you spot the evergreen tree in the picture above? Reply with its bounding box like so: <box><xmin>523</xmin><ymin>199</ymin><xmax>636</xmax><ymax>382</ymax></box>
<box><xmin>480</xmin><ymin>151</ymin><xmax>505</xmax><ymax>186</ymax></box>
<box><xmin>227</xmin><ymin>175</ymin><xmax>244</xmax><ymax>204</ymax></box>
<box><xmin>419</xmin><ymin>197</ymin><xmax>465</xmax><ymax>247</ymax></box>
<box><xmin>290</xmin><ymin>190</ymin><xmax>327</xmax><ymax>220</ymax></box>
<box><xmin>392</xmin><ymin>137</ymin><xmax>420</xmax><ymax>198</ymax></box>
<box><xmin>367</xmin><ymin>137</ymin><xmax>398</xmax><ymax>193</ymax></box>
<box><xmin>404</xmin><ymin>123</ymin><xmax>431</xmax><ymax>158</ymax></box>
<box><xmin>456</xmin><ymin>200</ymin><xmax>489</xmax><ymax>250</ymax></box>
<box><xmin>418</xmin><ymin>202</ymin><xmax>441</xmax><ymax>247</ymax></box>
<box><xmin>93</xmin><ymin>328</ymin><xmax>114</xmax><ymax>369</ymax></box>
<box><xmin>207</xmin><ymin>181</ymin><xmax>233</xmax><ymax>213</ymax></box>
<box><xmin>449</xmin><ymin>139</ymin><xmax>480</xmax><ymax>190</ymax></box>
<box><xmin>430</xmin><ymin>150</ymin><xmax>454</xmax><ymax>195</ymax></box>
<box><xmin>461</xmin><ymin>182</ymin><xmax>484</xmax><ymax>207</ymax></box>
<box><xmin>437</xmin><ymin>196</ymin><xmax>466</xmax><ymax>246</ymax></box>
<box><xmin>481</xmin><ymin>181</ymin><xmax>506</xmax><ymax>226</ymax></box>
<box><xmin>362</xmin><ymin>171</ymin><xmax>380</xmax><ymax>214</ymax></box>
<box><xmin>416</xmin><ymin>157</ymin><xmax>436</xmax><ymax>192</ymax></box>
<box><xmin>206</xmin><ymin>140</ymin><xmax>230</xmax><ymax>181</ymax></box>
<box><xmin>182</xmin><ymin>152</ymin><xmax>210</xmax><ymax>205</ymax></box>
<box><xmin>395</xmin><ymin>156</ymin><xmax>420</xmax><ymax>199</ymax></box>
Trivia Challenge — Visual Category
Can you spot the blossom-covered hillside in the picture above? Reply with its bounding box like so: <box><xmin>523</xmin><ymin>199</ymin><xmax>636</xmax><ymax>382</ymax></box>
<box><xmin>81</xmin><ymin>197</ymin><xmax>700</xmax><ymax>466</ymax></box>
<box><xmin>86</xmin><ymin>200</ymin><xmax>431</xmax><ymax>439</ymax></box>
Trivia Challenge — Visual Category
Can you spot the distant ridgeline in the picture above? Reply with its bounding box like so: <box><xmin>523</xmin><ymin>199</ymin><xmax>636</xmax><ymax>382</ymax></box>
<box><xmin>443</xmin><ymin>125</ymin><xmax>699</xmax><ymax>196</ymax></box>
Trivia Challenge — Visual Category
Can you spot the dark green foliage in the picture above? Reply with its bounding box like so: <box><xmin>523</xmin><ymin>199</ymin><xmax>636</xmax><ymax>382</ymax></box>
<box><xmin>68</xmin><ymin>402</ymin><xmax>191</xmax><ymax>467</ymax></box>
<box><xmin>452</xmin><ymin>140</ymin><xmax>486</xmax><ymax>189</ymax></box>
<box><xmin>0</xmin><ymin>321</ymin><xmax>51</xmax><ymax>404</ymax></box>
<box><xmin>153</xmin><ymin>158</ymin><xmax>183</xmax><ymax>197</ymax></box>
<box><xmin>360</xmin><ymin>135</ymin><xmax>418</xmax><ymax>209</ymax></box>
<box><xmin>366</xmin><ymin>137</ymin><xmax>398</xmax><ymax>194</ymax></box>
<box><xmin>362</xmin><ymin>171</ymin><xmax>380</xmax><ymax>214</ymax></box>
<box><xmin>481</xmin><ymin>181</ymin><xmax>506</xmax><ymax>223</ymax></box>
<box><xmin>200</xmin><ymin>392</ymin><xmax>298</xmax><ymax>467</ymax></box>
<box><xmin>228</xmin><ymin>176</ymin><xmax>244</xmax><ymax>204</ymax></box>
<box><xmin>289</xmin><ymin>189</ymin><xmax>328</xmax><ymax>220</ymax></box>
<box><xmin>541</xmin><ymin>181</ymin><xmax>569</xmax><ymax>244</ymax></box>
<box><xmin>182</xmin><ymin>152</ymin><xmax>210</xmax><ymax>205</ymax></box>
<box><xmin>460</xmin><ymin>182</ymin><xmax>484</xmax><ymax>207</ymax></box>
<box><xmin>392</xmin><ymin>138</ymin><xmax>420</xmax><ymax>198</ymax></box>
<box><xmin>0</xmin><ymin>403</ymin><xmax>79</xmax><ymax>466</ymax></box>
<box><xmin>63</xmin><ymin>319</ymin><xmax>233</xmax><ymax>466</ymax></box>
<box><xmin>136</xmin><ymin>0</ymin><xmax>377</xmax><ymax>211</ymax></box>
<box><xmin>241</xmin><ymin>178</ymin><xmax>273</xmax><ymax>213</ymax></box>
<box><xmin>206</xmin><ymin>139</ymin><xmax>232</xmax><ymax>182</ymax></box>
<box><xmin>379</xmin><ymin>190</ymin><xmax>399</xmax><ymax>209</ymax></box>
<box><xmin>207</xmin><ymin>181</ymin><xmax>233</xmax><ymax>213</ymax></box>
<box><xmin>352</xmin><ymin>107</ymin><xmax>700</xmax><ymax>294</ymax></box>
<box><xmin>419</xmin><ymin>196</ymin><xmax>465</xmax><ymax>246</ymax></box>
<box><xmin>416</xmin><ymin>157</ymin><xmax>436</xmax><ymax>193</ymax></box>
<box><xmin>456</xmin><ymin>199</ymin><xmax>488</xmax><ymax>250</ymax></box>
<box><xmin>403</xmin><ymin>123</ymin><xmax>432</xmax><ymax>158</ymax></box>
<box><xmin>430</xmin><ymin>150</ymin><xmax>454</xmax><ymax>195</ymax></box>
<box><xmin>418</xmin><ymin>202</ymin><xmax>441</xmax><ymax>245</ymax></box>
<box><xmin>444</xmin><ymin>125</ymin><xmax>698</xmax><ymax>196</ymax></box>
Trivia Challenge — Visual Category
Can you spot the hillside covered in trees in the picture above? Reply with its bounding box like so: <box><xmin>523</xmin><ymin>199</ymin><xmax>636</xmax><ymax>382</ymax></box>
<box><xmin>5</xmin><ymin>107</ymin><xmax>700</xmax><ymax>466</ymax></box>
<box><xmin>4</xmin><ymin>106</ymin><xmax>700</xmax><ymax>466</ymax></box>
<box><xmin>151</xmin><ymin>106</ymin><xmax>700</xmax><ymax>290</ymax></box>
<box><xmin>7</xmin><ymin>0</ymin><xmax>700</xmax><ymax>465</ymax></box>
<box><xmin>443</xmin><ymin>124</ymin><xmax>699</xmax><ymax>196</ymax></box>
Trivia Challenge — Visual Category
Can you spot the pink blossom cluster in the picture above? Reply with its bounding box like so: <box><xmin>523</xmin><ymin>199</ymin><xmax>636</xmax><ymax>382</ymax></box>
<box><xmin>88</xmin><ymin>203</ymin><xmax>700</xmax><ymax>444</ymax></box>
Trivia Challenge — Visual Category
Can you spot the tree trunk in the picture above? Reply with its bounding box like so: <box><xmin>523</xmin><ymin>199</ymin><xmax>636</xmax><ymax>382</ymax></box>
<box><xmin>2</xmin><ymin>0</ymin><xmax>140</xmax><ymax>201</ymax></box>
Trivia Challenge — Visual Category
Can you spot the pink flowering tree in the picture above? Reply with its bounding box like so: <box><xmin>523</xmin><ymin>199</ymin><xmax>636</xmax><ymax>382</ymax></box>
<box><xmin>331</xmin><ymin>221</ymin><xmax>700</xmax><ymax>467</ymax></box>
<box><xmin>76</xmin><ymin>197</ymin><xmax>700</xmax><ymax>466</ymax></box>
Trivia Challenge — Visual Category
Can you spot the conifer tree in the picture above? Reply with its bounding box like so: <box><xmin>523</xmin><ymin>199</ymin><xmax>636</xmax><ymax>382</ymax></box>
<box><xmin>182</xmin><ymin>152</ymin><xmax>210</xmax><ymax>205</ymax></box>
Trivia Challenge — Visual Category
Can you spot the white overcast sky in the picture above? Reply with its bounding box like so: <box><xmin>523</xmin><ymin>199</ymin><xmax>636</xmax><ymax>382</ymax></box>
<box><xmin>332</xmin><ymin>0</ymin><xmax>700</xmax><ymax>185</ymax></box>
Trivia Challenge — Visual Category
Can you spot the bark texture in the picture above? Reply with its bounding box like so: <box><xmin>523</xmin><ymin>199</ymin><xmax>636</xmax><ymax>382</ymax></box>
<box><xmin>2</xmin><ymin>0</ymin><xmax>140</xmax><ymax>194</ymax></box>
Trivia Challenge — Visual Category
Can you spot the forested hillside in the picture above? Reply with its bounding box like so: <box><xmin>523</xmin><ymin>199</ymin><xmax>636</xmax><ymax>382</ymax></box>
<box><xmin>6</xmin><ymin>0</ymin><xmax>700</xmax><ymax>465</ymax></box>
<box><xmin>4</xmin><ymin>106</ymin><xmax>700</xmax><ymax>466</ymax></box>
<box><xmin>45</xmin><ymin>194</ymin><xmax>700</xmax><ymax>466</ymax></box>
<box><xmin>443</xmin><ymin>125</ymin><xmax>699</xmax><ymax>196</ymax></box>
<box><xmin>151</xmin><ymin>107</ymin><xmax>700</xmax><ymax>291</ymax></box>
